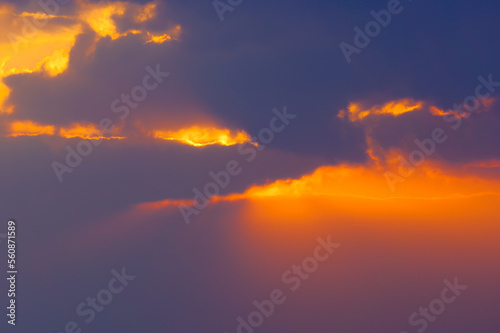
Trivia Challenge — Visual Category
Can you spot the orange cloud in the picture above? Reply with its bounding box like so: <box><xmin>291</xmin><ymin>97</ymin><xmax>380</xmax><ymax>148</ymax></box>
<box><xmin>130</xmin><ymin>161</ymin><xmax>500</xmax><ymax>228</ymax></box>
<box><xmin>243</xmin><ymin>164</ymin><xmax>500</xmax><ymax>200</ymax></box>
<box><xmin>152</xmin><ymin>126</ymin><xmax>253</xmax><ymax>147</ymax></box>
<box><xmin>6</xmin><ymin>121</ymin><xmax>127</xmax><ymax>139</ymax></box>
<box><xmin>7</xmin><ymin>120</ymin><xmax>55</xmax><ymax>137</ymax></box>
<box><xmin>77</xmin><ymin>0</ymin><xmax>173</xmax><ymax>42</ymax></box>
<box><xmin>429</xmin><ymin>97</ymin><xmax>496</xmax><ymax>118</ymax></box>
<box><xmin>0</xmin><ymin>8</ymin><xmax>81</xmax><ymax>112</ymax></box>
<box><xmin>0</xmin><ymin>0</ymin><xmax>179</xmax><ymax>113</ymax></box>
<box><xmin>146</xmin><ymin>25</ymin><xmax>181</xmax><ymax>44</ymax></box>
<box><xmin>134</xmin><ymin>2</ymin><xmax>157</xmax><ymax>23</ymax></box>
<box><xmin>339</xmin><ymin>97</ymin><xmax>498</xmax><ymax>124</ymax></box>
<box><xmin>338</xmin><ymin>98</ymin><xmax>424</xmax><ymax>122</ymax></box>
<box><xmin>34</xmin><ymin>48</ymin><xmax>71</xmax><ymax>77</ymax></box>
<box><xmin>78</xmin><ymin>1</ymin><xmax>129</xmax><ymax>39</ymax></box>
<box><xmin>59</xmin><ymin>123</ymin><xmax>125</xmax><ymax>140</ymax></box>
<box><xmin>6</xmin><ymin>121</ymin><xmax>257</xmax><ymax>145</ymax></box>
<box><xmin>429</xmin><ymin>106</ymin><xmax>464</xmax><ymax>118</ymax></box>
<box><xmin>18</xmin><ymin>11</ymin><xmax>71</xmax><ymax>21</ymax></box>
<box><xmin>338</xmin><ymin>97</ymin><xmax>500</xmax><ymax>173</ymax></box>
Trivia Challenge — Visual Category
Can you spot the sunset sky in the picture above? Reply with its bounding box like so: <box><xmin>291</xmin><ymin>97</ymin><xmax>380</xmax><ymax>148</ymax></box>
<box><xmin>1</xmin><ymin>0</ymin><xmax>500</xmax><ymax>332</ymax></box>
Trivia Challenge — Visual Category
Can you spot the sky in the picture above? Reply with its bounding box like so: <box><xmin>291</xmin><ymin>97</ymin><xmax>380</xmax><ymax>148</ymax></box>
<box><xmin>1</xmin><ymin>0</ymin><xmax>500</xmax><ymax>332</ymax></box>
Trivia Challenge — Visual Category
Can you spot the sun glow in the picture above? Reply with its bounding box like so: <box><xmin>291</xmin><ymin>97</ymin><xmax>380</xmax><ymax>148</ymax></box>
<box><xmin>153</xmin><ymin>126</ymin><xmax>253</xmax><ymax>147</ymax></box>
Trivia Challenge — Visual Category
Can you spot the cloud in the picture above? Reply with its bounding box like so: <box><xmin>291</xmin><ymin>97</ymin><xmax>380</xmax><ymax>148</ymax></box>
<box><xmin>336</xmin><ymin>96</ymin><xmax>500</xmax><ymax>165</ymax></box>
<box><xmin>151</xmin><ymin>125</ymin><xmax>253</xmax><ymax>147</ymax></box>
<box><xmin>6</xmin><ymin>119</ymin><xmax>55</xmax><ymax>136</ymax></box>
<box><xmin>0</xmin><ymin>0</ymin><xmax>179</xmax><ymax>115</ymax></box>
<box><xmin>338</xmin><ymin>98</ymin><xmax>424</xmax><ymax>122</ymax></box>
